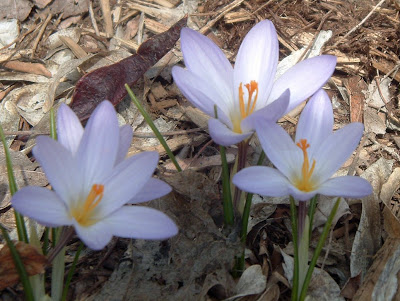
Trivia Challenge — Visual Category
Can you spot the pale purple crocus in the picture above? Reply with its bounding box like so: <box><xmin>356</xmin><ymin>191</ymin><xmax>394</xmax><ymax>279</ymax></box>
<box><xmin>233</xmin><ymin>89</ymin><xmax>373</xmax><ymax>201</ymax></box>
<box><xmin>12</xmin><ymin>101</ymin><xmax>177</xmax><ymax>250</ymax></box>
<box><xmin>172</xmin><ymin>20</ymin><xmax>337</xmax><ymax>146</ymax></box>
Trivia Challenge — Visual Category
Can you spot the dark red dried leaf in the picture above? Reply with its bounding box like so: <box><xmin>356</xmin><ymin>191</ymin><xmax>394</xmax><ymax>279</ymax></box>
<box><xmin>70</xmin><ymin>17</ymin><xmax>187</xmax><ymax>121</ymax></box>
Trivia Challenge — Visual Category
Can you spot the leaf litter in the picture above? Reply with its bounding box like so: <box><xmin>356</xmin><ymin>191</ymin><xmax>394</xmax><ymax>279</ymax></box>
<box><xmin>0</xmin><ymin>0</ymin><xmax>400</xmax><ymax>300</ymax></box>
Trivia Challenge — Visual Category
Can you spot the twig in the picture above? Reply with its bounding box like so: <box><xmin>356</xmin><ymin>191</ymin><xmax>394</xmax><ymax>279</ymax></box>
<box><xmin>333</xmin><ymin>0</ymin><xmax>386</xmax><ymax>47</ymax></box>
<box><xmin>296</xmin><ymin>10</ymin><xmax>332</xmax><ymax>63</ymax></box>
<box><xmin>100</xmin><ymin>0</ymin><xmax>113</xmax><ymax>37</ymax></box>
<box><xmin>31</xmin><ymin>13</ymin><xmax>52</xmax><ymax>58</ymax></box>
<box><xmin>199</xmin><ymin>0</ymin><xmax>245</xmax><ymax>34</ymax></box>
<box><xmin>89</xmin><ymin>0</ymin><xmax>100</xmax><ymax>36</ymax></box>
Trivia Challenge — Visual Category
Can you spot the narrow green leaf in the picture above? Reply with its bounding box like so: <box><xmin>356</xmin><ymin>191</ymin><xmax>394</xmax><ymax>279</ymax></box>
<box><xmin>299</xmin><ymin>197</ymin><xmax>341</xmax><ymax>300</ymax></box>
<box><xmin>62</xmin><ymin>242</ymin><xmax>84</xmax><ymax>301</ymax></box>
<box><xmin>290</xmin><ymin>196</ymin><xmax>299</xmax><ymax>301</ymax></box>
<box><xmin>0</xmin><ymin>124</ymin><xmax>28</xmax><ymax>243</ymax></box>
<box><xmin>125</xmin><ymin>84</ymin><xmax>182</xmax><ymax>172</ymax></box>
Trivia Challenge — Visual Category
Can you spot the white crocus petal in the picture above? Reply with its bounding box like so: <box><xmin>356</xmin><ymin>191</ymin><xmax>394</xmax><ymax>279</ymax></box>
<box><xmin>128</xmin><ymin>178</ymin><xmax>172</xmax><ymax>204</ymax></box>
<box><xmin>33</xmin><ymin>136</ymin><xmax>81</xmax><ymax>206</ymax></box>
<box><xmin>73</xmin><ymin>220</ymin><xmax>113</xmax><ymax>250</ymax></box>
<box><xmin>115</xmin><ymin>125</ymin><xmax>133</xmax><ymax>165</ymax></box>
<box><xmin>313</xmin><ymin>123</ymin><xmax>364</xmax><ymax>182</ymax></box>
<box><xmin>242</xmin><ymin>90</ymin><xmax>290</xmax><ymax>131</ymax></box>
<box><xmin>269</xmin><ymin>55</ymin><xmax>337</xmax><ymax>112</ymax></box>
<box><xmin>11</xmin><ymin>100</ymin><xmax>177</xmax><ymax>251</ymax></box>
<box><xmin>12</xmin><ymin>186</ymin><xmax>71</xmax><ymax>227</ymax></box>
<box><xmin>255</xmin><ymin>119</ymin><xmax>302</xmax><ymax>180</ymax></box>
<box><xmin>57</xmin><ymin>103</ymin><xmax>84</xmax><ymax>154</ymax></box>
<box><xmin>234</xmin><ymin>20</ymin><xmax>279</xmax><ymax>108</ymax></box>
<box><xmin>233</xmin><ymin>166</ymin><xmax>290</xmax><ymax>197</ymax></box>
<box><xmin>105</xmin><ymin>206</ymin><xmax>178</xmax><ymax>240</ymax></box>
<box><xmin>180</xmin><ymin>28</ymin><xmax>233</xmax><ymax>104</ymax></box>
<box><xmin>295</xmin><ymin>90</ymin><xmax>333</xmax><ymax>158</ymax></box>
<box><xmin>288</xmin><ymin>185</ymin><xmax>319</xmax><ymax>202</ymax></box>
<box><xmin>99</xmin><ymin>151</ymin><xmax>159</xmax><ymax>216</ymax></box>
<box><xmin>208</xmin><ymin>118</ymin><xmax>252</xmax><ymax>146</ymax></box>
<box><xmin>76</xmin><ymin>101</ymin><xmax>120</xmax><ymax>185</ymax></box>
<box><xmin>317</xmin><ymin>176</ymin><xmax>373</xmax><ymax>198</ymax></box>
<box><xmin>172</xmin><ymin>67</ymin><xmax>232</xmax><ymax>127</ymax></box>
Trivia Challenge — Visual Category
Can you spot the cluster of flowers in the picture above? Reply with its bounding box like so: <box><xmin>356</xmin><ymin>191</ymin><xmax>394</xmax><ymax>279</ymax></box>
<box><xmin>172</xmin><ymin>20</ymin><xmax>372</xmax><ymax>203</ymax></box>
<box><xmin>11</xmin><ymin>20</ymin><xmax>372</xmax><ymax>255</ymax></box>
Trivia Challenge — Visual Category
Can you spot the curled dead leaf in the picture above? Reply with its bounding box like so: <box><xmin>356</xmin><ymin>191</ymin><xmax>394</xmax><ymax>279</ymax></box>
<box><xmin>0</xmin><ymin>241</ymin><xmax>47</xmax><ymax>290</ymax></box>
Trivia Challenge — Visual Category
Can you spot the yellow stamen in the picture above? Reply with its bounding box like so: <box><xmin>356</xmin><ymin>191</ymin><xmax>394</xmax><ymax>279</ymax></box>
<box><xmin>71</xmin><ymin>184</ymin><xmax>104</xmax><ymax>226</ymax></box>
<box><xmin>235</xmin><ymin>80</ymin><xmax>259</xmax><ymax>133</ymax></box>
<box><xmin>295</xmin><ymin>139</ymin><xmax>316</xmax><ymax>192</ymax></box>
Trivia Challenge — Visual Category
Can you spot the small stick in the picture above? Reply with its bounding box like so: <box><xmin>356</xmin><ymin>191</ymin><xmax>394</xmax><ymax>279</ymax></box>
<box><xmin>100</xmin><ymin>0</ymin><xmax>113</xmax><ymax>37</ymax></box>
<box><xmin>31</xmin><ymin>14</ymin><xmax>52</xmax><ymax>58</ymax></box>
<box><xmin>199</xmin><ymin>0</ymin><xmax>245</xmax><ymax>34</ymax></box>
<box><xmin>89</xmin><ymin>0</ymin><xmax>100</xmax><ymax>36</ymax></box>
<box><xmin>333</xmin><ymin>0</ymin><xmax>386</xmax><ymax>47</ymax></box>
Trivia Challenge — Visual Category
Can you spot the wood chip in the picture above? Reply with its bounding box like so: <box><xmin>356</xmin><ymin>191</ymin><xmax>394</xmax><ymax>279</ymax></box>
<box><xmin>3</xmin><ymin>61</ymin><xmax>52</xmax><ymax>77</ymax></box>
<box><xmin>59</xmin><ymin>35</ymin><xmax>87</xmax><ymax>58</ymax></box>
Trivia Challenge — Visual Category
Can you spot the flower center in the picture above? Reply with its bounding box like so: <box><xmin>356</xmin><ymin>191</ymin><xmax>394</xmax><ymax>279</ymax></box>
<box><xmin>294</xmin><ymin>139</ymin><xmax>316</xmax><ymax>192</ymax></box>
<box><xmin>233</xmin><ymin>80</ymin><xmax>259</xmax><ymax>133</ymax></box>
<box><xmin>71</xmin><ymin>184</ymin><xmax>104</xmax><ymax>227</ymax></box>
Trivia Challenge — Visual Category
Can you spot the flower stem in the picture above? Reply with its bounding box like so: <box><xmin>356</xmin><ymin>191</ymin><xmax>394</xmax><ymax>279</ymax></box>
<box><xmin>220</xmin><ymin>145</ymin><xmax>234</xmax><ymax>226</ymax></box>
<box><xmin>47</xmin><ymin>227</ymin><xmax>75</xmax><ymax>264</ymax></box>
<box><xmin>125</xmin><ymin>84</ymin><xmax>182</xmax><ymax>172</ymax></box>
<box><xmin>233</xmin><ymin>141</ymin><xmax>249</xmax><ymax>209</ymax></box>
<box><xmin>289</xmin><ymin>196</ymin><xmax>299</xmax><ymax>301</ymax></box>
<box><xmin>307</xmin><ymin>195</ymin><xmax>318</xmax><ymax>239</ymax></box>
<box><xmin>235</xmin><ymin>151</ymin><xmax>266</xmax><ymax>273</ymax></box>
<box><xmin>299</xmin><ymin>197</ymin><xmax>341</xmax><ymax>300</ymax></box>
<box><xmin>62</xmin><ymin>242</ymin><xmax>84</xmax><ymax>301</ymax></box>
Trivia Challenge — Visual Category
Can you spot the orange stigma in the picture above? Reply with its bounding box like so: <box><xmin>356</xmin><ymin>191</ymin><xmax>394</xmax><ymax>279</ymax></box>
<box><xmin>71</xmin><ymin>184</ymin><xmax>104</xmax><ymax>226</ymax></box>
<box><xmin>295</xmin><ymin>139</ymin><xmax>316</xmax><ymax>192</ymax></box>
<box><xmin>239</xmin><ymin>80</ymin><xmax>259</xmax><ymax>119</ymax></box>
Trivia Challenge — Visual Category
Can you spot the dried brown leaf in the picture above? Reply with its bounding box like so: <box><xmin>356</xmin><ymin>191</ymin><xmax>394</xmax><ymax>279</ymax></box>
<box><xmin>0</xmin><ymin>241</ymin><xmax>47</xmax><ymax>290</ymax></box>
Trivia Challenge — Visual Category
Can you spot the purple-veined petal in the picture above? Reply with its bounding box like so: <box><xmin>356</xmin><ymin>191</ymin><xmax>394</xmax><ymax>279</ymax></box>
<box><xmin>57</xmin><ymin>103</ymin><xmax>84</xmax><ymax>154</ymax></box>
<box><xmin>254</xmin><ymin>119</ymin><xmax>302</xmax><ymax>180</ymax></box>
<box><xmin>180</xmin><ymin>28</ymin><xmax>233</xmax><ymax>105</ymax></box>
<box><xmin>312</xmin><ymin>123</ymin><xmax>364</xmax><ymax>182</ymax></box>
<box><xmin>76</xmin><ymin>101</ymin><xmax>120</xmax><ymax>186</ymax></box>
<box><xmin>208</xmin><ymin>118</ymin><xmax>252</xmax><ymax>146</ymax></box>
<box><xmin>241</xmin><ymin>90</ymin><xmax>290</xmax><ymax>131</ymax></box>
<box><xmin>104</xmin><ymin>206</ymin><xmax>178</xmax><ymax>240</ymax></box>
<box><xmin>317</xmin><ymin>176</ymin><xmax>372</xmax><ymax>198</ymax></box>
<box><xmin>233</xmin><ymin>166</ymin><xmax>290</xmax><ymax>197</ymax></box>
<box><xmin>33</xmin><ymin>136</ymin><xmax>81</xmax><ymax>206</ymax></box>
<box><xmin>11</xmin><ymin>186</ymin><xmax>71</xmax><ymax>227</ymax></box>
<box><xmin>115</xmin><ymin>125</ymin><xmax>133</xmax><ymax>165</ymax></box>
<box><xmin>295</xmin><ymin>89</ymin><xmax>333</xmax><ymax>157</ymax></box>
<box><xmin>172</xmin><ymin>67</ymin><xmax>232</xmax><ymax>127</ymax></box>
<box><xmin>234</xmin><ymin>20</ymin><xmax>279</xmax><ymax>108</ymax></box>
<box><xmin>128</xmin><ymin>178</ymin><xmax>172</xmax><ymax>204</ymax></box>
<box><xmin>98</xmin><ymin>151</ymin><xmax>159</xmax><ymax>216</ymax></box>
<box><xmin>73</xmin><ymin>220</ymin><xmax>113</xmax><ymax>250</ymax></box>
<box><xmin>269</xmin><ymin>55</ymin><xmax>337</xmax><ymax>113</ymax></box>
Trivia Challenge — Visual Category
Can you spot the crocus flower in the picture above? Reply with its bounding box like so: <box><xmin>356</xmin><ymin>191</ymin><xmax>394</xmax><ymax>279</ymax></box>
<box><xmin>12</xmin><ymin>101</ymin><xmax>178</xmax><ymax>250</ymax></box>
<box><xmin>172</xmin><ymin>20</ymin><xmax>337</xmax><ymax>146</ymax></box>
<box><xmin>233</xmin><ymin>89</ymin><xmax>372</xmax><ymax>201</ymax></box>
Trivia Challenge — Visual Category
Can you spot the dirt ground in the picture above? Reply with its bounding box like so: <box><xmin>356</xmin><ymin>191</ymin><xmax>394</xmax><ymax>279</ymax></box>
<box><xmin>0</xmin><ymin>0</ymin><xmax>400</xmax><ymax>300</ymax></box>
